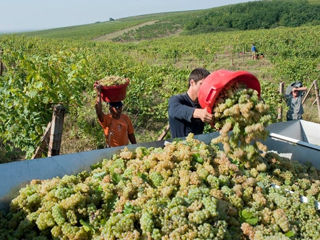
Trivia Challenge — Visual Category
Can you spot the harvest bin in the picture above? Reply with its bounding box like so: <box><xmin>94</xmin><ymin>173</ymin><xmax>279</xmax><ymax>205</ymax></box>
<box><xmin>1</xmin><ymin>120</ymin><xmax>320</xmax><ymax>211</ymax></box>
<box><xmin>265</xmin><ymin>120</ymin><xmax>320</xmax><ymax>168</ymax></box>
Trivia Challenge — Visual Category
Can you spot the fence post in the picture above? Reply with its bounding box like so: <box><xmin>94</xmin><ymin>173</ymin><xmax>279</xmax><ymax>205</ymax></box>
<box><xmin>302</xmin><ymin>81</ymin><xmax>314</xmax><ymax>104</ymax></box>
<box><xmin>231</xmin><ymin>51</ymin><xmax>234</xmax><ymax>66</ymax></box>
<box><xmin>158</xmin><ymin>124</ymin><xmax>170</xmax><ymax>141</ymax></box>
<box><xmin>312</xmin><ymin>98</ymin><xmax>317</xmax><ymax>106</ymax></box>
<box><xmin>0</xmin><ymin>48</ymin><xmax>3</xmax><ymax>76</ymax></box>
<box><xmin>48</xmin><ymin>104</ymin><xmax>66</xmax><ymax>157</ymax></box>
<box><xmin>242</xmin><ymin>46</ymin><xmax>245</xmax><ymax>62</ymax></box>
<box><xmin>32</xmin><ymin>122</ymin><xmax>52</xmax><ymax>159</ymax></box>
<box><xmin>278</xmin><ymin>82</ymin><xmax>284</xmax><ymax>120</ymax></box>
<box><xmin>313</xmin><ymin>81</ymin><xmax>320</xmax><ymax>121</ymax></box>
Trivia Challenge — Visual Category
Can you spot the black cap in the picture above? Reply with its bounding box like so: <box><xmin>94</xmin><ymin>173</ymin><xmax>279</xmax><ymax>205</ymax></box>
<box><xmin>109</xmin><ymin>101</ymin><xmax>123</xmax><ymax>108</ymax></box>
<box><xmin>291</xmin><ymin>81</ymin><xmax>302</xmax><ymax>88</ymax></box>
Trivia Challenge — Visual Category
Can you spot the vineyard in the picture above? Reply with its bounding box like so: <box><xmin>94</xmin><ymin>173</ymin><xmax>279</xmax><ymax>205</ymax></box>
<box><xmin>0</xmin><ymin>23</ymin><xmax>319</xmax><ymax>161</ymax></box>
<box><xmin>0</xmin><ymin>1</ymin><xmax>320</xmax><ymax>239</ymax></box>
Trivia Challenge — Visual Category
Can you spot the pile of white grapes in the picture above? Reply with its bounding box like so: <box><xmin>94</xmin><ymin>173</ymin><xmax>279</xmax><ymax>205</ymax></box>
<box><xmin>1</xmin><ymin>85</ymin><xmax>320</xmax><ymax>240</ymax></box>
<box><xmin>98</xmin><ymin>76</ymin><xmax>128</xmax><ymax>86</ymax></box>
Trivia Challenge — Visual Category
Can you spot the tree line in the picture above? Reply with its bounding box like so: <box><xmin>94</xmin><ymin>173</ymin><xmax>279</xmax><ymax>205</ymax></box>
<box><xmin>185</xmin><ymin>0</ymin><xmax>320</xmax><ymax>34</ymax></box>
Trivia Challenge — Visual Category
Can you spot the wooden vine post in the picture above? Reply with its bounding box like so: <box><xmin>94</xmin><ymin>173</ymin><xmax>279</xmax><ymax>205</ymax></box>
<box><xmin>32</xmin><ymin>122</ymin><xmax>52</xmax><ymax>159</ymax></box>
<box><xmin>277</xmin><ymin>82</ymin><xmax>284</xmax><ymax>120</ymax></box>
<box><xmin>0</xmin><ymin>48</ymin><xmax>3</xmax><ymax>76</ymax></box>
<box><xmin>302</xmin><ymin>81</ymin><xmax>314</xmax><ymax>104</ymax></box>
<box><xmin>48</xmin><ymin>104</ymin><xmax>66</xmax><ymax>157</ymax></box>
<box><xmin>314</xmin><ymin>80</ymin><xmax>320</xmax><ymax>121</ymax></box>
<box><xmin>32</xmin><ymin>104</ymin><xmax>66</xmax><ymax>159</ymax></box>
<box><xmin>242</xmin><ymin>46</ymin><xmax>245</xmax><ymax>62</ymax></box>
<box><xmin>312</xmin><ymin>98</ymin><xmax>317</xmax><ymax>106</ymax></box>
<box><xmin>231</xmin><ymin>51</ymin><xmax>234</xmax><ymax>66</ymax></box>
<box><xmin>158</xmin><ymin>124</ymin><xmax>170</xmax><ymax>141</ymax></box>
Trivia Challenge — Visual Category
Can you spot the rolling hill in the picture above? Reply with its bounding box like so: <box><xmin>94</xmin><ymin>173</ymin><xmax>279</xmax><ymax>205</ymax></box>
<box><xmin>21</xmin><ymin>0</ymin><xmax>320</xmax><ymax>41</ymax></box>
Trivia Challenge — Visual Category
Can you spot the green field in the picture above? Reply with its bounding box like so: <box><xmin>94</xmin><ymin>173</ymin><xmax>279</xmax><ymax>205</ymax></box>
<box><xmin>0</xmin><ymin>0</ymin><xmax>319</xmax><ymax>162</ymax></box>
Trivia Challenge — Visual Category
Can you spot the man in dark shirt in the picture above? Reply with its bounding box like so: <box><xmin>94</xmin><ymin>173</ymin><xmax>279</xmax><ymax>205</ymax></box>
<box><xmin>168</xmin><ymin>68</ymin><xmax>213</xmax><ymax>138</ymax></box>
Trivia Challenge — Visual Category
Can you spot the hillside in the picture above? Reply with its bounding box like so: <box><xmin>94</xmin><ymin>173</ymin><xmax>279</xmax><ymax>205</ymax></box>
<box><xmin>22</xmin><ymin>11</ymin><xmax>200</xmax><ymax>40</ymax></box>
<box><xmin>21</xmin><ymin>0</ymin><xmax>320</xmax><ymax>41</ymax></box>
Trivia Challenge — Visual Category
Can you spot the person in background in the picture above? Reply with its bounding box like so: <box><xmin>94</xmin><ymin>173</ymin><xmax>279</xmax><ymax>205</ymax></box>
<box><xmin>94</xmin><ymin>84</ymin><xmax>136</xmax><ymax>147</ymax></box>
<box><xmin>251</xmin><ymin>43</ymin><xmax>257</xmax><ymax>60</ymax></box>
<box><xmin>168</xmin><ymin>68</ymin><xmax>213</xmax><ymax>138</ymax></box>
<box><xmin>285</xmin><ymin>82</ymin><xmax>307</xmax><ymax>121</ymax></box>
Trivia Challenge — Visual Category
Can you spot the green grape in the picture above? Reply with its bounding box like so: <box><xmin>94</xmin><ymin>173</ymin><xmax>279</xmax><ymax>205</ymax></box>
<box><xmin>140</xmin><ymin>211</ymin><xmax>154</xmax><ymax>234</ymax></box>
<box><xmin>52</xmin><ymin>205</ymin><xmax>66</xmax><ymax>226</ymax></box>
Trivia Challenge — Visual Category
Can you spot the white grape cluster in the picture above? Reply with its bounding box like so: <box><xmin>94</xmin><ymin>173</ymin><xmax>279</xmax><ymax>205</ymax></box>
<box><xmin>211</xmin><ymin>83</ymin><xmax>271</xmax><ymax>165</ymax></box>
<box><xmin>98</xmin><ymin>75</ymin><xmax>128</xmax><ymax>86</ymax></box>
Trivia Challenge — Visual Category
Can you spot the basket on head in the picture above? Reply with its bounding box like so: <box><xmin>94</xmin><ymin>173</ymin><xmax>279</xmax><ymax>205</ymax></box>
<box><xmin>94</xmin><ymin>77</ymin><xmax>130</xmax><ymax>102</ymax></box>
<box><xmin>198</xmin><ymin>70</ymin><xmax>261</xmax><ymax>113</ymax></box>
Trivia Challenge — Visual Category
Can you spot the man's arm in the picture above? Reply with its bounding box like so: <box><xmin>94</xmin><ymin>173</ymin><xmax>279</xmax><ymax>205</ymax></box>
<box><xmin>168</xmin><ymin>96</ymin><xmax>195</xmax><ymax>122</ymax></box>
<box><xmin>94</xmin><ymin>84</ymin><xmax>104</xmax><ymax>123</ymax></box>
<box><xmin>169</xmin><ymin>96</ymin><xmax>212</xmax><ymax>123</ymax></box>
<box><xmin>128</xmin><ymin>133</ymin><xmax>137</xmax><ymax>144</ymax></box>
<box><xmin>293</xmin><ymin>87</ymin><xmax>307</xmax><ymax>92</ymax></box>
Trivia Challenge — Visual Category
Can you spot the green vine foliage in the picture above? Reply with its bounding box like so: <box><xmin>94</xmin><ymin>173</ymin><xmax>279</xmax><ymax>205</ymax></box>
<box><xmin>0</xmin><ymin>37</ymin><xmax>91</xmax><ymax>157</ymax></box>
<box><xmin>0</xmin><ymin>24</ymin><xmax>319</xmax><ymax>160</ymax></box>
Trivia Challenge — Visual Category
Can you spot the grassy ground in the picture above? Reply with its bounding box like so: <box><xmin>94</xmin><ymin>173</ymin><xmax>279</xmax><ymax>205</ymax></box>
<box><xmin>303</xmin><ymin>95</ymin><xmax>320</xmax><ymax>123</ymax></box>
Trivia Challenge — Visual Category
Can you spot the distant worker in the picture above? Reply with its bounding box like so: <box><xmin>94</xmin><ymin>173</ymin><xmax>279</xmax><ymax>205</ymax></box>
<box><xmin>168</xmin><ymin>68</ymin><xmax>213</xmax><ymax>138</ymax></box>
<box><xmin>251</xmin><ymin>43</ymin><xmax>257</xmax><ymax>60</ymax></box>
<box><xmin>285</xmin><ymin>82</ymin><xmax>307</xmax><ymax>121</ymax></box>
<box><xmin>94</xmin><ymin>84</ymin><xmax>136</xmax><ymax>147</ymax></box>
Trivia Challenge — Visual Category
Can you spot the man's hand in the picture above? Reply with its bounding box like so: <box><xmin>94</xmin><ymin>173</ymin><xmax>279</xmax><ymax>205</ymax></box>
<box><xmin>193</xmin><ymin>108</ymin><xmax>213</xmax><ymax>123</ymax></box>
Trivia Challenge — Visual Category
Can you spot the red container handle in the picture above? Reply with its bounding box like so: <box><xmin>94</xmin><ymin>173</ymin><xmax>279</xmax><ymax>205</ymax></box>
<box><xmin>205</xmin><ymin>87</ymin><xmax>216</xmax><ymax>105</ymax></box>
<box><xmin>205</xmin><ymin>87</ymin><xmax>216</xmax><ymax>113</ymax></box>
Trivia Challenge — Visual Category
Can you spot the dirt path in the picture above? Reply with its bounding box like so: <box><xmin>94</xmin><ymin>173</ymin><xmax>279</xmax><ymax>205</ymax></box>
<box><xmin>94</xmin><ymin>20</ymin><xmax>157</xmax><ymax>42</ymax></box>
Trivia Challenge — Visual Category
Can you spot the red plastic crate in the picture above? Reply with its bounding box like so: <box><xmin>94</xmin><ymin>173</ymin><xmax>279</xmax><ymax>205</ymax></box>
<box><xmin>198</xmin><ymin>70</ymin><xmax>261</xmax><ymax>113</ymax></box>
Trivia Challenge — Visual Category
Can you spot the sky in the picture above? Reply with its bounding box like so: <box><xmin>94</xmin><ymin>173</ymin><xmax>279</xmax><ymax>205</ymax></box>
<box><xmin>0</xmin><ymin>0</ymin><xmax>251</xmax><ymax>33</ymax></box>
